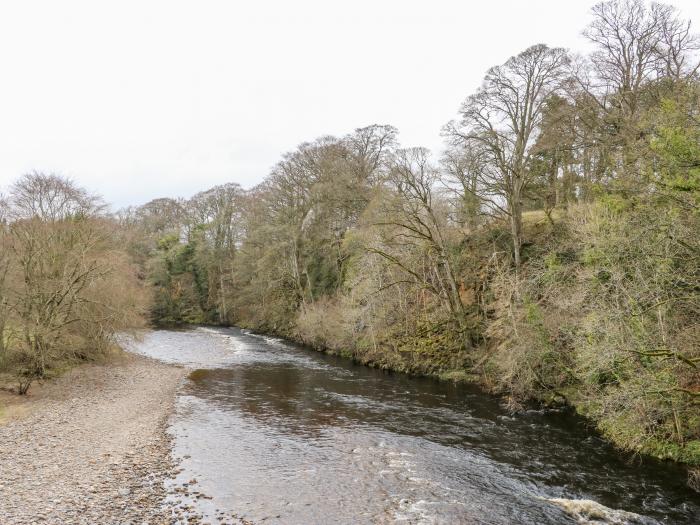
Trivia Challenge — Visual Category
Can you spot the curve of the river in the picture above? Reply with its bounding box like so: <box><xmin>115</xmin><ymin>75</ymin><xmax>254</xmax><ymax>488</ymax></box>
<box><xmin>125</xmin><ymin>327</ymin><xmax>700</xmax><ymax>524</ymax></box>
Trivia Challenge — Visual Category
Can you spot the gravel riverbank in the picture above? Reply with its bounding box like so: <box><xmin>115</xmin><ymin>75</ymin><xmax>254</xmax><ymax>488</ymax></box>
<box><xmin>0</xmin><ymin>353</ymin><xmax>188</xmax><ymax>524</ymax></box>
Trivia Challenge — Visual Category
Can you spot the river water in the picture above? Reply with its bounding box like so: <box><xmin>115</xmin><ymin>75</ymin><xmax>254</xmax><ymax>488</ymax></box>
<box><xmin>126</xmin><ymin>327</ymin><xmax>699</xmax><ymax>524</ymax></box>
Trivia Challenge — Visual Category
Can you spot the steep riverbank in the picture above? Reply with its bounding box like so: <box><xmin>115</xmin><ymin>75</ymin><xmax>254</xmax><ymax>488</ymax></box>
<box><xmin>0</xmin><ymin>353</ymin><xmax>187</xmax><ymax>524</ymax></box>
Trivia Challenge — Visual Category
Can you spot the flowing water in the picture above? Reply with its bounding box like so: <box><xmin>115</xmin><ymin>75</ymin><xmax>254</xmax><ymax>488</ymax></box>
<box><xmin>125</xmin><ymin>327</ymin><xmax>700</xmax><ymax>524</ymax></box>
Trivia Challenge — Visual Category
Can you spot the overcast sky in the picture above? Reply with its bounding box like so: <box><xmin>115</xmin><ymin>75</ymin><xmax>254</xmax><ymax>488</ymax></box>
<box><xmin>1</xmin><ymin>0</ymin><xmax>699</xmax><ymax>209</ymax></box>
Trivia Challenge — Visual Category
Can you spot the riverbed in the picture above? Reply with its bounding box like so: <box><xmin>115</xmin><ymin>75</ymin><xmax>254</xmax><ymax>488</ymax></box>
<box><xmin>0</xmin><ymin>353</ymin><xmax>186</xmax><ymax>524</ymax></box>
<box><xmin>127</xmin><ymin>327</ymin><xmax>700</xmax><ymax>524</ymax></box>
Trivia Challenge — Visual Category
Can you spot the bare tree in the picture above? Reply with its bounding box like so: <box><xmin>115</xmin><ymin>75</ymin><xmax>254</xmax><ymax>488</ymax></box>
<box><xmin>440</xmin><ymin>141</ymin><xmax>490</xmax><ymax>231</ymax></box>
<box><xmin>584</xmin><ymin>0</ymin><xmax>662</xmax><ymax>114</ymax></box>
<box><xmin>186</xmin><ymin>183</ymin><xmax>243</xmax><ymax>322</ymax></box>
<box><xmin>584</xmin><ymin>1</ymin><xmax>698</xmax><ymax>102</ymax></box>
<box><xmin>346</xmin><ymin>124</ymin><xmax>398</xmax><ymax>185</ymax></box>
<box><xmin>4</xmin><ymin>174</ymin><xmax>144</xmax><ymax>393</ymax></box>
<box><xmin>577</xmin><ymin>0</ymin><xmax>699</xmax><ymax>182</ymax></box>
<box><xmin>136</xmin><ymin>197</ymin><xmax>187</xmax><ymax>236</ymax></box>
<box><xmin>0</xmin><ymin>195</ymin><xmax>10</xmax><ymax>357</ymax></box>
<box><xmin>371</xmin><ymin>148</ymin><xmax>467</xmax><ymax>332</ymax></box>
<box><xmin>448</xmin><ymin>44</ymin><xmax>570</xmax><ymax>266</ymax></box>
<box><xmin>654</xmin><ymin>3</ymin><xmax>700</xmax><ymax>81</ymax></box>
<box><xmin>10</xmin><ymin>171</ymin><xmax>104</xmax><ymax>222</ymax></box>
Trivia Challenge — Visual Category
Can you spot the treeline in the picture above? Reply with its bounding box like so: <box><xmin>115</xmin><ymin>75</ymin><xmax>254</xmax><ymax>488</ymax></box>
<box><xmin>0</xmin><ymin>174</ymin><xmax>147</xmax><ymax>393</ymax></box>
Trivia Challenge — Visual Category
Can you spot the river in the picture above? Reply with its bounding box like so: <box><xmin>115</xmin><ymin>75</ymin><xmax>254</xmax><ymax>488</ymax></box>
<box><xmin>125</xmin><ymin>327</ymin><xmax>700</xmax><ymax>524</ymax></box>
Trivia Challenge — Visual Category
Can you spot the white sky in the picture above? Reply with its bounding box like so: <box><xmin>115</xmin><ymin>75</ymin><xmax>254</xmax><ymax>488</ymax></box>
<box><xmin>1</xmin><ymin>0</ymin><xmax>699</xmax><ymax>209</ymax></box>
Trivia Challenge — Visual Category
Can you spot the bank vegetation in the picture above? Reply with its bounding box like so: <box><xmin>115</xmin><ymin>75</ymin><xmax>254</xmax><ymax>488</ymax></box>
<box><xmin>0</xmin><ymin>174</ymin><xmax>147</xmax><ymax>394</ymax></box>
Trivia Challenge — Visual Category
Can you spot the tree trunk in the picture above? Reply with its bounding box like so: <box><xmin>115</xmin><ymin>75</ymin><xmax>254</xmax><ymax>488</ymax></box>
<box><xmin>291</xmin><ymin>238</ymin><xmax>307</xmax><ymax>309</ymax></box>
<box><xmin>509</xmin><ymin>181</ymin><xmax>523</xmax><ymax>268</ymax></box>
<box><xmin>0</xmin><ymin>316</ymin><xmax>5</xmax><ymax>355</ymax></box>
<box><xmin>219</xmin><ymin>268</ymin><xmax>227</xmax><ymax>324</ymax></box>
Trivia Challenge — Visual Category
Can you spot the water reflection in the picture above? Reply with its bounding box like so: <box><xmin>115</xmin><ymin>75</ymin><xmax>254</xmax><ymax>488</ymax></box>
<box><xmin>127</xmin><ymin>328</ymin><xmax>700</xmax><ymax>524</ymax></box>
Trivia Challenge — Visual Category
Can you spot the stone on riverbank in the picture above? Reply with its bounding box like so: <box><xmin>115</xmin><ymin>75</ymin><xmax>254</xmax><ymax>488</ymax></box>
<box><xmin>0</xmin><ymin>353</ymin><xmax>186</xmax><ymax>524</ymax></box>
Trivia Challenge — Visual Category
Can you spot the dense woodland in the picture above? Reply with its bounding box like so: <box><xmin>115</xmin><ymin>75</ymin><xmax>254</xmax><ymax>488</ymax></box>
<box><xmin>1</xmin><ymin>0</ymin><xmax>699</xmax><ymax>485</ymax></box>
